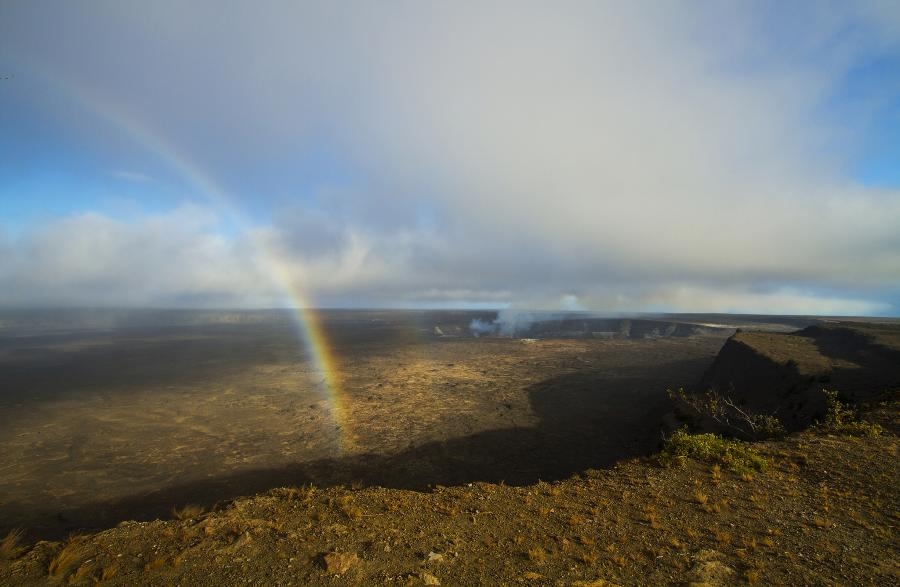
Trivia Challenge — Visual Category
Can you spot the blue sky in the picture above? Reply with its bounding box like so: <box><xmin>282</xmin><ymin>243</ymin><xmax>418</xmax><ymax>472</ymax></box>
<box><xmin>0</xmin><ymin>1</ymin><xmax>898</xmax><ymax>315</ymax></box>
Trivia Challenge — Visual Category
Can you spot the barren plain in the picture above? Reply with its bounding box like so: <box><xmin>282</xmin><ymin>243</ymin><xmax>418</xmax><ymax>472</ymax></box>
<box><xmin>0</xmin><ymin>310</ymin><xmax>897</xmax><ymax>586</ymax></box>
<box><xmin>0</xmin><ymin>311</ymin><xmax>733</xmax><ymax>540</ymax></box>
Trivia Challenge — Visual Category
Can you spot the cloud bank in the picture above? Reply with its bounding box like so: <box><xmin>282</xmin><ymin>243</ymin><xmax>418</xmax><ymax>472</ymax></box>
<box><xmin>1</xmin><ymin>1</ymin><xmax>898</xmax><ymax>314</ymax></box>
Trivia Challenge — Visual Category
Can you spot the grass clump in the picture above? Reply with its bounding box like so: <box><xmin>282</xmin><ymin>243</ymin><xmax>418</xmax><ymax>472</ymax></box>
<box><xmin>659</xmin><ymin>428</ymin><xmax>767</xmax><ymax>475</ymax></box>
<box><xmin>526</xmin><ymin>546</ymin><xmax>546</xmax><ymax>564</ymax></box>
<box><xmin>818</xmin><ymin>390</ymin><xmax>882</xmax><ymax>437</ymax></box>
<box><xmin>47</xmin><ymin>536</ymin><xmax>84</xmax><ymax>578</ymax></box>
<box><xmin>172</xmin><ymin>504</ymin><xmax>205</xmax><ymax>520</ymax></box>
<box><xmin>0</xmin><ymin>529</ymin><xmax>26</xmax><ymax>561</ymax></box>
<box><xmin>100</xmin><ymin>563</ymin><xmax>119</xmax><ymax>581</ymax></box>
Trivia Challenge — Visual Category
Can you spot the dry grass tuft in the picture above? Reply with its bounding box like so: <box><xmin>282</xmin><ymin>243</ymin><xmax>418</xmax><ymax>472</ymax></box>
<box><xmin>0</xmin><ymin>529</ymin><xmax>26</xmax><ymax>561</ymax></box>
<box><xmin>172</xmin><ymin>503</ymin><xmax>205</xmax><ymax>520</ymax></box>
<box><xmin>712</xmin><ymin>529</ymin><xmax>732</xmax><ymax>545</ymax></box>
<box><xmin>694</xmin><ymin>491</ymin><xmax>709</xmax><ymax>505</ymax></box>
<box><xmin>100</xmin><ymin>563</ymin><xmax>119</xmax><ymax>581</ymax></box>
<box><xmin>72</xmin><ymin>561</ymin><xmax>94</xmax><ymax>581</ymax></box>
<box><xmin>274</xmin><ymin>486</ymin><xmax>313</xmax><ymax>502</ymax></box>
<box><xmin>526</xmin><ymin>547</ymin><xmax>546</xmax><ymax>564</ymax></box>
<box><xmin>47</xmin><ymin>536</ymin><xmax>84</xmax><ymax>578</ymax></box>
<box><xmin>145</xmin><ymin>556</ymin><xmax>168</xmax><ymax>571</ymax></box>
<box><xmin>337</xmin><ymin>495</ymin><xmax>363</xmax><ymax>520</ymax></box>
<box><xmin>812</xmin><ymin>517</ymin><xmax>829</xmax><ymax>528</ymax></box>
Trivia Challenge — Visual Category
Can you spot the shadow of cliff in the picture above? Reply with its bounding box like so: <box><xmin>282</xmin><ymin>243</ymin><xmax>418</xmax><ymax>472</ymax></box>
<box><xmin>798</xmin><ymin>325</ymin><xmax>900</xmax><ymax>401</ymax></box>
<box><xmin>693</xmin><ymin>323</ymin><xmax>900</xmax><ymax>434</ymax></box>
<box><xmin>4</xmin><ymin>356</ymin><xmax>713</xmax><ymax>541</ymax></box>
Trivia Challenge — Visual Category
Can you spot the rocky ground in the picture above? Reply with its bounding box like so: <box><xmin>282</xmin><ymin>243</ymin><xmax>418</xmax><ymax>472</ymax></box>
<box><xmin>1</xmin><ymin>402</ymin><xmax>896</xmax><ymax>586</ymax></box>
<box><xmin>1</xmin><ymin>317</ymin><xmax>898</xmax><ymax>585</ymax></box>
<box><xmin>0</xmin><ymin>322</ymin><xmax>726</xmax><ymax>540</ymax></box>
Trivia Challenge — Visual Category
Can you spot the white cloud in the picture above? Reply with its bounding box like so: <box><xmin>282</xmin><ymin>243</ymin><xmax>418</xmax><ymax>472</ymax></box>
<box><xmin>1</xmin><ymin>2</ymin><xmax>898</xmax><ymax>314</ymax></box>
<box><xmin>0</xmin><ymin>205</ymin><xmax>279</xmax><ymax>307</ymax></box>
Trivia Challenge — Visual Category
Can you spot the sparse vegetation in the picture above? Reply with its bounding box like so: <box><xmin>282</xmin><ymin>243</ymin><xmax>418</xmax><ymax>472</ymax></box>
<box><xmin>273</xmin><ymin>484</ymin><xmax>317</xmax><ymax>503</ymax></box>
<box><xmin>0</xmin><ymin>320</ymin><xmax>896</xmax><ymax>586</ymax></box>
<box><xmin>337</xmin><ymin>495</ymin><xmax>364</xmax><ymax>520</ymax></box>
<box><xmin>818</xmin><ymin>389</ymin><xmax>883</xmax><ymax>437</ymax></box>
<box><xmin>145</xmin><ymin>555</ymin><xmax>168</xmax><ymax>571</ymax></box>
<box><xmin>578</xmin><ymin>551</ymin><xmax>598</xmax><ymax>565</ymax></box>
<box><xmin>47</xmin><ymin>536</ymin><xmax>83</xmax><ymax>578</ymax></box>
<box><xmin>100</xmin><ymin>563</ymin><xmax>120</xmax><ymax>581</ymax></box>
<box><xmin>669</xmin><ymin>387</ymin><xmax>786</xmax><ymax>440</ymax></box>
<box><xmin>72</xmin><ymin>561</ymin><xmax>94</xmax><ymax>581</ymax></box>
<box><xmin>526</xmin><ymin>546</ymin><xmax>546</xmax><ymax>564</ymax></box>
<box><xmin>0</xmin><ymin>529</ymin><xmax>25</xmax><ymax>561</ymax></box>
<box><xmin>659</xmin><ymin>427</ymin><xmax>768</xmax><ymax>475</ymax></box>
<box><xmin>172</xmin><ymin>504</ymin><xmax>206</xmax><ymax>520</ymax></box>
<box><xmin>712</xmin><ymin>529</ymin><xmax>732</xmax><ymax>544</ymax></box>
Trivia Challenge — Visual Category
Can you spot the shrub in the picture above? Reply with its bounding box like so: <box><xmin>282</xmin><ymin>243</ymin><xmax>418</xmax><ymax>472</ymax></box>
<box><xmin>659</xmin><ymin>428</ymin><xmax>768</xmax><ymax>475</ymax></box>
<box><xmin>818</xmin><ymin>390</ymin><xmax>882</xmax><ymax>437</ymax></box>
<box><xmin>669</xmin><ymin>388</ymin><xmax>785</xmax><ymax>440</ymax></box>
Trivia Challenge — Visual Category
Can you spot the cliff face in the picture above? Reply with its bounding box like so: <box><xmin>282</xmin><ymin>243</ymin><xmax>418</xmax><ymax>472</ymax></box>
<box><xmin>694</xmin><ymin>323</ymin><xmax>900</xmax><ymax>432</ymax></box>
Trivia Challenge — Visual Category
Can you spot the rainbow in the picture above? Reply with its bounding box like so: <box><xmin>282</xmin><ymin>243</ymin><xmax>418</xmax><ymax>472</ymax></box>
<box><xmin>22</xmin><ymin>63</ymin><xmax>355</xmax><ymax>454</ymax></box>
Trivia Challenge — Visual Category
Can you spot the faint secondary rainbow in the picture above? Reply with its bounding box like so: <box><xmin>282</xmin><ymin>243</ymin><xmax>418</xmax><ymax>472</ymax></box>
<box><xmin>24</xmin><ymin>63</ymin><xmax>354</xmax><ymax>453</ymax></box>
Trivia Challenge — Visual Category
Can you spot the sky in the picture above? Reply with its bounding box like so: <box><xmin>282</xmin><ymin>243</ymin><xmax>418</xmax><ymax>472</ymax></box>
<box><xmin>1</xmin><ymin>1</ymin><xmax>899</xmax><ymax>315</ymax></box>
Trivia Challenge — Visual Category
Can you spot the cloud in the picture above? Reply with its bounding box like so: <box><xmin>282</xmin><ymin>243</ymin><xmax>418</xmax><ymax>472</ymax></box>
<box><xmin>0</xmin><ymin>205</ymin><xmax>279</xmax><ymax>307</ymax></box>
<box><xmin>0</xmin><ymin>2</ymin><xmax>898</xmax><ymax>314</ymax></box>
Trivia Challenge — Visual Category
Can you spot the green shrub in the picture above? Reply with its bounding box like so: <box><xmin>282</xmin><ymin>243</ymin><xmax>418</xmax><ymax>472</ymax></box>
<box><xmin>819</xmin><ymin>390</ymin><xmax>882</xmax><ymax>437</ymax></box>
<box><xmin>659</xmin><ymin>428</ymin><xmax>768</xmax><ymax>475</ymax></box>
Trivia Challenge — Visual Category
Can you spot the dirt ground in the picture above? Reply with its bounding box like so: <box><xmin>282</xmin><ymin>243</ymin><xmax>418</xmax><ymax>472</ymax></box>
<box><xmin>1</xmin><ymin>312</ymin><xmax>898</xmax><ymax>585</ymax></box>
<box><xmin>0</xmin><ymin>312</ymin><xmax>726</xmax><ymax>540</ymax></box>
<box><xmin>1</xmin><ymin>405</ymin><xmax>897</xmax><ymax>586</ymax></box>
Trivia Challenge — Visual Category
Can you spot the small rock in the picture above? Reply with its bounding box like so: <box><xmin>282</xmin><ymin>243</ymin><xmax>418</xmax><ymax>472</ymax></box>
<box><xmin>420</xmin><ymin>572</ymin><xmax>440</xmax><ymax>585</ymax></box>
<box><xmin>426</xmin><ymin>551</ymin><xmax>444</xmax><ymax>563</ymax></box>
<box><xmin>323</xmin><ymin>551</ymin><xmax>358</xmax><ymax>575</ymax></box>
